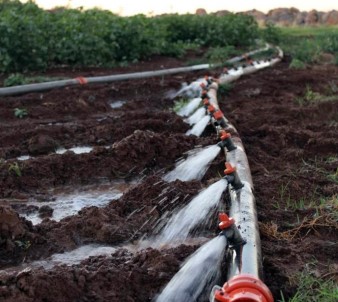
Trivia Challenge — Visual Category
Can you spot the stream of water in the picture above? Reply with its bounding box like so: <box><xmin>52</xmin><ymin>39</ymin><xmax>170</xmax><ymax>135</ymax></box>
<box><xmin>177</xmin><ymin>98</ymin><xmax>201</xmax><ymax>117</ymax></box>
<box><xmin>20</xmin><ymin>182</ymin><xmax>130</xmax><ymax>224</ymax></box>
<box><xmin>156</xmin><ymin>236</ymin><xmax>227</xmax><ymax>302</ymax></box>
<box><xmin>153</xmin><ymin>179</ymin><xmax>227</xmax><ymax>247</ymax></box>
<box><xmin>186</xmin><ymin>115</ymin><xmax>210</xmax><ymax>137</ymax></box>
<box><xmin>163</xmin><ymin>145</ymin><xmax>221</xmax><ymax>182</ymax></box>
<box><xmin>185</xmin><ymin>107</ymin><xmax>206</xmax><ymax>126</ymax></box>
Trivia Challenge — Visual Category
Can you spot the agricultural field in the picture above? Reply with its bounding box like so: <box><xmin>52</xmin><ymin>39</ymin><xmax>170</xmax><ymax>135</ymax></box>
<box><xmin>0</xmin><ymin>1</ymin><xmax>338</xmax><ymax>302</ymax></box>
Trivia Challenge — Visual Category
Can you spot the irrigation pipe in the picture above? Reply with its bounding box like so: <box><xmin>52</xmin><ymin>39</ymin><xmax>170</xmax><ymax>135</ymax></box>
<box><xmin>177</xmin><ymin>47</ymin><xmax>283</xmax><ymax>301</ymax></box>
<box><xmin>0</xmin><ymin>45</ymin><xmax>272</xmax><ymax>97</ymax></box>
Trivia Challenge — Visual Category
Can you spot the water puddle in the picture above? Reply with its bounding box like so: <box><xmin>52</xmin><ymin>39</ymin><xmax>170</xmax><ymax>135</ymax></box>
<box><xmin>153</xmin><ymin>179</ymin><xmax>228</xmax><ymax>246</ymax></box>
<box><xmin>155</xmin><ymin>236</ymin><xmax>226</xmax><ymax>302</ymax></box>
<box><xmin>17</xmin><ymin>155</ymin><xmax>31</xmax><ymax>161</ymax></box>
<box><xmin>35</xmin><ymin>244</ymin><xmax>117</xmax><ymax>269</ymax></box>
<box><xmin>177</xmin><ymin>98</ymin><xmax>201</xmax><ymax>117</ymax></box>
<box><xmin>185</xmin><ymin>107</ymin><xmax>206</xmax><ymax>126</ymax></box>
<box><xmin>110</xmin><ymin>100</ymin><xmax>126</xmax><ymax>109</ymax></box>
<box><xmin>55</xmin><ymin>146</ymin><xmax>93</xmax><ymax>155</ymax></box>
<box><xmin>2</xmin><ymin>244</ymin><xmax>117</xmax><ymax>273</ymax></box>
<box><xmin>186</xmin><ymin>115</ymin><xmax>210</xmax><ymax>136</ymax></box>
<box><xmin>163</xmin><ymin>145</ymin><xmax>221</xmax><ymax>182</ymax></box>
<box><xmin>19</xmin><ymin>181</ymin><xmax>131</xmax><ymax>224</ymax></box>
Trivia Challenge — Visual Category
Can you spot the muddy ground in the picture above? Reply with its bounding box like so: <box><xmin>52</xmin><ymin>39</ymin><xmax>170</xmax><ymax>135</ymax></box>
<box><xmin>0</xmin><ymin>53</ymin><xmax>337</xmax><ymax>301</ymax></box>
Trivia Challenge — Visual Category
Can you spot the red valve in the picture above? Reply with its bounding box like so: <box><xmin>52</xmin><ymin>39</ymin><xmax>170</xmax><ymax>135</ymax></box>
<box><xmin>220</xmin><ymin>131</ymin><xmax>231</xmax><ymax>140</ymax></box>
<box><xmin>218</xmin><ymin>212</ymin><xmax>235</xmax><ymax>230</ymax></box>
<box><xmin>224</xmin><ymin>162</ymin><xmax>236</xmax><ymax>175</ymax></box>
<box><xmin>208</xmin><ymin>105</ymin><xmax>216</xmax><ymax>113</ymax></box>
<box><xmin>213</xmin><ymin>110</ymin><xmax>224</xmax><ymax>120</ymax></box>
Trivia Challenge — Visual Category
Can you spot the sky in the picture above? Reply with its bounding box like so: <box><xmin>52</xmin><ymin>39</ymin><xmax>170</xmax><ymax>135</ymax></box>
<box><xmin>26</xmin><ymin>1</ymin><xmax>337</xmax><ymax>16</ymax></box>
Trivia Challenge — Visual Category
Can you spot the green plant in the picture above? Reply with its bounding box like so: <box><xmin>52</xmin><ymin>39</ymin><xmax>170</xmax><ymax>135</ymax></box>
<box><xmin>4</xmin><ymin>74</ymin><xmax>69</xmax><ymax>87</ymax></box>
<box><xmin>279</xmin><ymin>270</ymin><xmax>338</xmax><ymax>302</ymax></box>
<box><xmin>289</xmin><ymin>59</ymin><xmax>306</xmax><ymax>69</ymax></box>
<box><xmin>295</xmin><ymin>84</ymin><xmax>338</xmax><ymax>106</ymax></box>
<box><xmin>217</xmin><ymin>83</ymin><xmax>232</xmax><ymax>97</ymax></box>
<box><xmin>327</xmin><ymin>168</ymin><xmax>338</xmax><ymax>184</ymax></box>
<box><xmin>0</xmin><ymin>2</ymin><xmax>260</xmax><ymax>72</ymax></box>
<box><xmin>173</xmin><ymin>98</ymin><xmax>191</xmax><ymax>113</ymax></box>
<box><xmin>8</xmin><ymin>162</ymin><xmax>21</xmax><ymax>177</ymax></box>
<box><xmin>14</xmin><ymin>108</ymin><xmax>28</xmax><ymax>118</ymax></box>
<box><xmin>3</xmin><ymin>73</ymin><xmax>28</xmax><ymax>86</ymax></box>
<box><xmin>205</xmin><ymin>46</ymin><xmax>237</xmax><ymax>65</ymax></box>
<box><xmin>260</xmin><ymin>23</ymin><xmax>281</xmax><ymax>44</ymax></box>
<box><xmin>14</xmin><ymin>240</ymin><xmax>31</xmax><ymax>250</ymax></box>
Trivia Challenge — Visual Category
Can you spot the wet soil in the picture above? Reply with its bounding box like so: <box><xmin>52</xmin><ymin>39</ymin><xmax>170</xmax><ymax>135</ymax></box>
<box><xmin>0</xmin><ymin>55</ymin><xmax>337</xmax><ymax>301</ymax></box>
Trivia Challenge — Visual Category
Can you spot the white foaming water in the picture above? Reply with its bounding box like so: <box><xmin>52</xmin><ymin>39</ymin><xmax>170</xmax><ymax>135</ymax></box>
<box><xmin>56</xmin><ymin>146</ymin><xmax>93</xmax><ymax>155</ymax></box>
<box><xmin>173</xmin><ymin>78</ymin><xmax>207</xmax><ymax>99</ymax></box>
<box><xmin>186</xmin><ymin>115</ymin><xmax>210</xmax><ymax>137</ymax></box>
<box><xmin>163</xmin><ymin>145</ymin><xmax>221</xmax><ymax>182</ymax></box>
<box><xmin>228</xmin><ymin>67</ymin><xmax>244</xmax><ymax>76</ymax></box>
<box><xmin>21</xmin><ymin>183</ymin><xmax>127</xmax><ymax>224</ymax></box>
<box><xmin>177</xmin><ymin>98</ymin><xmax>201</xmax><ymax>117</ymax></box>
<box><xmin>154</xmin><ymin>179</ymin><xmax>227</xmax><ymax>246</ymax></box>
<box><xmin>32</xmin><ymin>244</ymin><xmax>117</xmax><ymax>269</ymax></box>
<box><xmin>110</xmin><ymin>100</ymin><xmax>126</xmax><ymax>108</ymax></box>
<box><xmin>185</xmin><ymin>107</ymin><xmax>206</xmax><ymax>126</ymax></box>
<box><xmin>156</xmin><ymin>236</ymin><xmax>227</xmax><ymax>302</ymax></box>
<box><xmin>17</xmin><ymin>155</ymin><xmax>31</xmax><ymax>161</ymax></box>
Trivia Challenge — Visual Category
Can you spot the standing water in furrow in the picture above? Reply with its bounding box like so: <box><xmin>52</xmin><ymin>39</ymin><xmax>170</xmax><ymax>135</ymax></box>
<box><xmin>153</xmin><ymin>179</ymin><xmax>227</xmax><ymax>246</ymax></box>
<box><xmin>186</xmin><ymin>115</ymin><xmax>210</xmax><ymax>137</ymax></box>
<box><xmin>163</xmin><ymin>145</ymin><xmax>221</xmax><ymax>182</ymax></box>
<box><xmin>177</xmin><ymin>98</ymin><xmax>202</xmax><ymax>117</ymax></box>
<box><xmin>155</xmin><ymin>236</ymin><xmax>227</xmax><ymax>302</ymax></box>
<box><xmin>185</xmin><ymin>107</ymin><xmax>206</xmax><ymax>126</ymax></box>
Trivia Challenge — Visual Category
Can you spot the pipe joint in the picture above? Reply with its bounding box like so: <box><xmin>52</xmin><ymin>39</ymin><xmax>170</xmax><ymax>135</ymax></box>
<box><xmin>211</xmin><ymin>274</ymin><xmax>274</xmax><ymax>302</ymax></box>
<box><xmin>218</xmin><ymin>135</ymin><xmax>237</xmax><ymax>152</ymax></box>
<box><xmin>223</xmin><ymin>163</ymin><xmax>244</xmax><ymax>190</ymax></box>
<box><xmin>218</xmin><ymin>213</ymin><xmax>246</xmax><ymax>248</ymax></box>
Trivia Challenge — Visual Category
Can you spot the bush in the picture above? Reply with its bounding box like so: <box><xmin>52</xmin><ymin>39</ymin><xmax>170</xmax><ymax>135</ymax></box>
<box><xmin>260</xmin><ymin>23</ymin><xmax>281</xmax><ymax>44</ymax></box>
<box><xmin>205</xmin><ymin>46</ymin><xmax>237</xmax><ymax>64</ymax></box>
<box><xmin>0</xmin><ymin>1</ymin><xmax>260</xmax><ymax>72</ymax></box>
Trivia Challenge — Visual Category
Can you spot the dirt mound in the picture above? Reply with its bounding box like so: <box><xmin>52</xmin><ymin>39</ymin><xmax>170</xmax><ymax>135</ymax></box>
<box><xmin>0</xmin><ymin>245</ymin><xmax>198</xmax><ymax>302</ymax></box>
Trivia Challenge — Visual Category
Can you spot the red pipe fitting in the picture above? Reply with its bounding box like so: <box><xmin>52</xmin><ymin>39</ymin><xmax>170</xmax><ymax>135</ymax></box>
<box><xmin>208</xmin><ymin>104</ymin><xmax>216</xmax><ymax>114</ymax></box>
<box><xmin>220</xmin><ymin>130</ymin><xmax>231</xmax><ymax>140</ymax></box>
<box><xmin>212</xmin><ymin>274</ymin><xmax>274</xmax><ymax>302</ymax></box>
<box><xmin>218</xmin><ymin>213</ymin><xmax>235</xmax><ymax>229</ymax></box>
<box><xmin>213</xmin><ymin>110</ymin><xmax>224</xmax><ymax>121</ymax></box>
<box><xmin>223</xmin><ymin>162</ymin><xmax>244</xmax><ymax>190</ymax></box>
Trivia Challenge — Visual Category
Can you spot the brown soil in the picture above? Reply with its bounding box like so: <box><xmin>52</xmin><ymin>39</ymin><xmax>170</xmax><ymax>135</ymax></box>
<box><xmin>0</xmin><ymin>55</ymin><xmax>337</xmax><ymax>301</ymax></box>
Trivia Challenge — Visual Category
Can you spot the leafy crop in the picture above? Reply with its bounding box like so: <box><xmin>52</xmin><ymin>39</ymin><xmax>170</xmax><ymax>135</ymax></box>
<box><xmin>14</xmin><ymin>107</ymin><xmax>28</xmax><ymax>118</ymax></box>
<box><xmin>0</xmin><ymin>1</ymin><xmax>259</xmax><ymax>73</ymax></box>
<box><xmin>4</xmin><ymin>73</ymin><xmax>68</xmax><ymax>86</ymax></box>
<box><xmin>8</xmin><ymin>162</ymin><xmax>21</xmax><ymax>177</ymax></box>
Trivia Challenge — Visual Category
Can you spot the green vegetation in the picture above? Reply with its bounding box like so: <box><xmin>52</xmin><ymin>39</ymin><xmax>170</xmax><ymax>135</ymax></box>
<box><xmin>280</xmin><ymin>269</ymin><xmax>338</xmax><ymax>302</ymax></box>
<box><xmin>8</xmin><ymin>162</ymin><xmax>21</xmax><ymax>177</ymax></box>
<box><xmin>173</xmin><ymin>98</ymin><xmax>191</xmax><ymax>113</ymax></box>
<box><xmin>295</xmin><ymin>84</ymin><xmax>338</xmax><ymax>106</ymax></box>
<box><xmin>205</xmin><ymin>46</ymin><xmax>237</xmax><ymax>65</ymax></box>
<box><xmin>4</xmin><ymin>73</ymin><xmax>69</xmax><ymax>86</ymax></box>
<box><xmin>0</xmin><ymin>0</ymin><xmax>259</xmax><ymax>73</ymax></box>
<box><xmin>14</xmin><ymin>108</ymin><xmax>28</xmax><ymax>118</ymax></box>
<box><xmin>217</xmin><ymin>83</ymin><xmax>232</xmax><ymax>98</ymax></box>
<box><xmin>279</xmin><ymin>26</ymin><xmax>338</xmax><ymax>67</ymax></box>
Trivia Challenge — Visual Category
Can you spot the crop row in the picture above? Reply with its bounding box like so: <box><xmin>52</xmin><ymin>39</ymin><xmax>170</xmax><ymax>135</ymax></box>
<box><xmin>0</xmin><ymin>0</ymin><xmax>260</xmax><ymax>72</ymax></box>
